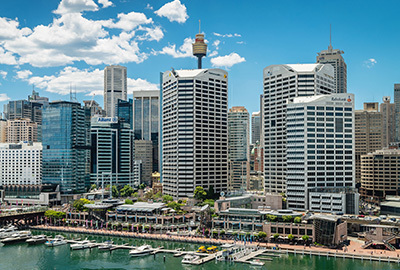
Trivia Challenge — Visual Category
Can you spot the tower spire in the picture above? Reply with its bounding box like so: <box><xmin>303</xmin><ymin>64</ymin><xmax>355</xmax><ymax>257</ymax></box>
<box><xmin>328</xmin><ymin>24</ymin><xmax>333</xmax><ymax>52</ymax></box>
<box><xmin>199</xmin><ymin>20</ymin><xmax>201</xmax><ymax>33</ymax></box>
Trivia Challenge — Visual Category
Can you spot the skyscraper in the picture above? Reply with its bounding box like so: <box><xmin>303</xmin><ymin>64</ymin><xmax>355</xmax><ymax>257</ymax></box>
<box><xmin>42</xmin><ymin>101</ymin><xmax>90</xmax><ymax>194</ymax></box>
<box><xmin>162</xmin><ymin>68</ymin><xmax>228</xmax><ymax>198</ymax></box>
<box><xmin>90</xmin><ymin>116</ymin><xmax>136</xmax><ymax>188</ymax></box>
<box><xmin>228</xmin><ymin>106</ymin><xmax>250</xmax><ymax>190</ymax></box>
<box><xmin>316</xmin><ymin>29</ymin><xmax>347</xmax><ymax>94</ymax></box>
<box><xmin>263</xmin><ymin>64</ymin><xmax>335</xmax><ymax>194</ymax></box>
<box><xmin>133</xmin><ymin>90</ymin><xmax>160</xmax><ymax>172</ymax></box>
<box><xmin>286</xmin><ymin>93</ymin><xmax>358</xmax><ymax>214</ymax></box>
<box><xmin>134</xmin><ymin>140</ymin><xmax>153</xmax><ymax>186</ymax></box>
<box><xmin>104</xmin><ymin>65</ymin><xmax>127</xmax><ymax>118</ymax></box>
<box><xmin>117</xmin><ymin>99</ymin><xmax>133</xmax><ymax>128</ymax></box>
<box><xmin>0</xmin><ymin>119</ymin><xmax>6</xmax><ymax>143</ymax></box>
<box><xmin>355</xmin><ymin>102</ymin><xmax>383</xmax><ymax>184</ymax></box>
<box><xmin>380</xmin><ymin>96</ymin><xmax>396</xmax><ymax>147</ymax></box>
<box><xmin>251</xmin><ymin>111</ymin><xmax>261</xmax><ymax>144</ymax></box>
<box><xmin>394</xmin><ymin>84</ymin><xmax>400</xmax><ymax>142</ymax></box>
<box><xmin>6</xmin><ymin>118</ymin><xmax>38</xmax><ymax>143</ymax></box>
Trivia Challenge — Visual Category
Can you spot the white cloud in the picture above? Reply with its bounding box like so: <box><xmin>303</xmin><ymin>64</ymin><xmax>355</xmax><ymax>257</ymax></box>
<box><xmin>0</xmin><ymin>93</ymin><xmax>10</xmax><ymax>102</ymax></box>
<box><xmin>54</xmin><ymin>0</ymin><xmax>99</xmax><ymax>15</ymax></box>
<box><xmin>155</xmin><ymin>0</ymin><xmax>188</xmax><ymax>23</ymax></box>
<box><xmin>22</xmin><ymin>66</ymin><xmax>157</xmax><ymax>97</ymax></box>
<box><xmin>0</xmin><ymin>46</ymin><xmax>18</xmax><ymax>65</ymax></box>
<box><xmin>213</xmin><ymin>32</ymin><xmax>241</xmax><ymax>38</ymax></box>
<box><xmin>209</xmin><ymin>51</ymin><xmax>218</xmax><ymax>57</ymax></box>
<box><xmin>364</xmin><ymin>58</ymin><xmax>377</xmax><ymax>68</ymax></box>
<box><xmin>15</xmin><ymin>69</ymin><xmax>32</xmax><ymax>80</ymax></box>
<box><xmin>0</xmin><ymin>7</ymin><xmax>159</xmax><ymax>67</ymax></box>
<box><xmin>158</xmin><ymin>37</ymin><xmax>194</xmax><ymax>58</ymax></box>
<box><xmin>213</xmin><ymin>40</ymin><xmax>220</xmax><ymax>49</ymax></box>
<box><xmin>211</xmin><ymin>52</ymin><xmax>245</xmax><ymax>68</ymax></box>
<box><xmin>145</xmin><ymin>3</ymin><xmax>153</xmax><ymax>10</ymax></box>
<box><xmin>0</xmin><ymin>70</ymin><xmax>7</xmax><ymax>79</ymax></box>
<box><xmin>109</xmin><ymin>11</ymin><xmax>153</xmax><ymax>31</ymax></box>
<box><xmin>137</xmin><ymin>25</ymin><xmax>164</xmax><ymax>41</ymax></box>
<box><xmin>98</xmin><ymin>0</ymin><xmax>112</xmax><ymax>8</ymax></box>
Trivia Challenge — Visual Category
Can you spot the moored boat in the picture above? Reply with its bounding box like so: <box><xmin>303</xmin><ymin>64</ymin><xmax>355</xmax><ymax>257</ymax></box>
<box><xmin>26</xmin><ymin>235</ymin><xmax>47</xmax><ymax>245</ymax></box>
<box><xmin>129</xmin><ymin>245</ymin><xmax>153</xmax><ymax>257</ymax></box>
<box><xmin>181</xmin><ymin>254</ymin><xmax>200</xmax><ymax>264</ymax></box>
<box><xmin>45</xmin><ymin>235</ymin><xmax>67</xmax><ymax>247</ymax></box>
<box><xmin>1</xmin><ymin>231</ymin><xmax>32</xmax><ymax>245</ymax></box>
<box><xmin>70</xmin><ymin>239</ymin><xmax>92</xmax><ymax>250</ymax></box>
<box><xmin>98</xmin><ymin>240</ymin><xmax>113</xmax><ymax>251</ymax></box>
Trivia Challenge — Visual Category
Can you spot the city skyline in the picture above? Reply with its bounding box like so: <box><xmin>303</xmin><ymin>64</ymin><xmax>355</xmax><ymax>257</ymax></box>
<box><xmin>1</xmin><ymin>0</ymin><xmax>400</xmax><ymax>116</ymax></box>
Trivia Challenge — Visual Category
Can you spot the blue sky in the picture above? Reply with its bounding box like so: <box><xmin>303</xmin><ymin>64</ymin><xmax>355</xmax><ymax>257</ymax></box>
<box><xmin>0</xmin><ymin>0</ymin><xmax>399</xmax><ymax>115</ymax></box>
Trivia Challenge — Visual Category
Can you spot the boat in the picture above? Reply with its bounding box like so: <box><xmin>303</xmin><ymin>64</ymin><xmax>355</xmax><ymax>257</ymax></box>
<box><xmin>26</xmin><ymin>235</ymin><xmax>47</xmax><ymax>245</ymax></box>
<box><xmin>0</xmin><ymin>225</ymin><xmax>18</xmax><ymax>239</ymax></box>
<box><xmin>181</xmin><ymin>254</ymin><xmax>200</xmax><ymax>264</ymax></box>
<box><xmin>249</xmin><ymin>259</ymin><xmax>264</xmax><ymax>266</ymax></box>
<box><xmin>206</xmin><ymin>246</ymin><xmax>218</xmax><ymax>254</ymax></box>
<box><xmin>98</xmin><ymin>240</ymin><xmax>113</xmax><ymax>250</ymax></box>
<box><xmin>1</xmin><ymin>231</ymin><xmax>32</xmax><ymax>245</ymax></box>
<box><xmin>45</xmin><ymin>235</ymin><xmax>67</xmax><ymax>247</ymax></box>
<box><xmin>129</xmin><ymin>245</ymin><xmax>153</xmax><ymax>257</ymax></box>
<box><xmin>196</xmin><ymin>246</ymin><xmax>207</xmax><ymax>253</ymax></box>
<box><xmin>70</xmin><ymin>239</ymin><xmax>92</xmax><ymax>250</ymax></box>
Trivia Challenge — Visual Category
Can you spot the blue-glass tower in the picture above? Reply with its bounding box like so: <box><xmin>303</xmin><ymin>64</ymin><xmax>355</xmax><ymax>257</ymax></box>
<box><xmin>42</xmin><ymin>101</ymin><xmax>90</xmax><ymax>194</ymax></box>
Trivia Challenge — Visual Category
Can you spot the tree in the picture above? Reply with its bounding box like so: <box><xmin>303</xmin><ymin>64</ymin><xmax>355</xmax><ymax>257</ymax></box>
<box><xmin>73</xmin><ymin>198</ymin><xmax>93</xmax><ymax>211</ymax></box>
<box><xmin>194</xmin><ymin>186</ymin><xmax>207</xmax><ymax>201</ymax></box>
<box><xmin>139</xmin><ymin>183</ymin><xmax>146</xmax><ymax>190</ymax></box>
<box><xmin>90</xmin><ymin>184</ymin><xmax>97</xmax><ymax>191</ymax></box>
<box><xmin>125</xmin><ymin>199</ymin><xmax>134</xmax><ymax>205</ymax></box>
<box><xmin>45</xmin><ymin>210</ymin><xmax>66</xmax><ymax>219</ymax></box>
<box><xmin>119</xmin><ymin>185</ymin><xmax>134</xmax><ymax>197</ymax></box>
<box><xmin>273</xmin><ymin>233</ymin><xmax>280</xmax><ymax>240</ymax></box>
<box><xmin>282</xmin><ymin>215</ymin><xmax>293</xmax><ymax>223</ymax></box>
<box><xmin>144</xmin><ymin>190</ymin><xmax>155</xmax><ymax>200</ymax></box>
<box><xmin>266</xmin><ymin>215</ymin><xmax>277</xmax><ymax>222</ymax></box>
<box><xmin>288</xmin><ymin>234</ymin><xmax>294</xmax><ymax>241</ymax></box>
<box><xmin>167</xmin><ymin>201</ymin><xmax>181</xmax><ymax>211</ymax></box>
<box><xmin>132</xmin><ymin>192</ymin><xmax>139</xmax><ymax>198</ymax></box>
<box><xmin>201</xmin><ymin>199</ymin><xmax>215</xmax><ymax>208</ymax></box>
<box><xmin>294</xmin><ymin>217</ymin><xmax>302</xmax><ymax>223</ymax></box>
<box><xmin>258</xmin><ymin>231</ymin><xmax>267</xmax><ymax>240</ymax></box>
<box><xmin>154</xmin><ymin>191</ymin><xmax>162</xmax><ymax>199</ymax></box>
<box><xmin>302</xmin><ymin>235</ymin><xmax>309</xmax><ymax>242</ymax></box>
<box><xmin>207</xmin><ymin>186</ymin><xmax>216</xmax><ymax>200</ymax></box>
<box><xmin>112</xmin><ymin>186</ymin><xmax>119</xmax><ymax>197</ymax></box>
<box><xmin>162</xmin><ymin>195</ymin><xmax>173</xmax><ymax>203</ymax></box>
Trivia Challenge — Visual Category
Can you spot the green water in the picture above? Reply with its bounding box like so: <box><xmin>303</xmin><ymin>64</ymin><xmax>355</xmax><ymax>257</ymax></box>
<box><xmin>0</xmin><ymin>231</ymin><xmax>398</xmax><ymax>270</ymax></box>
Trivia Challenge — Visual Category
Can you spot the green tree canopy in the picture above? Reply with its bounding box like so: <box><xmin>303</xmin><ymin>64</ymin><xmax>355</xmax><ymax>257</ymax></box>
<box><xmin>302</xmin><ymin>235</ymin><xmax>310</xmax><ymax>241</ymax></box>
<box><xmin>139</xmin><ymin>183</ymin><xmax>146</xmax><ymax>190</ymax></box>
<box><xmin>266</xmin><ymin>214</ymin><xmax>277</xmax><ymax>222</ymax></box>
<box><xmin>154</xmin><ymin>191</ymin><xmax>162</xmax><ymax>199</ymax></box>
<box><xmin>200</xmin><ymin>199</ymin><xmax>215</xmax><ymax>207</ymax></box>
<box><xmin>73</xmin><ymin>198</ymin><xmax>93</xmax><ymax>211</ymax></box>
<box><xmin>194</xmin><ymin>186</ymin><xmax>207</xmax><ymax>201</ymax></box>
<box><xmin>273</xmin><ymin>233</ymin><xmax>280</xmax><ymax>239</ymax></box>
<box><xmin>258</xmin><ymin>231</ymin><xmax>267</xmax><ymax>239</ymax></box>
<box><xmin>162</xmin><ymin>195</ymin><xmax>173</xmax><ymax>203</ymax></box>
<box><xmin>45</xmin><ymin>210</ymin><xmax>66</xmax><ymax>219</ymax></box>
<box><xmin>294</xmin><ymin>217</ymin><xmax>302</xmax><ymax>223</ymax></box>
<box><xmin>119</xmin><ymin>185</ymin><xmax>134</xmax><ymax>197</ymax></box>
<box><xmin>288</xmin><ymin>234</ymin><xmax>294</xmax><ymax>241</ymax></box>
<box><xmin>125</xmin><ymin>199</ymin><xmax>134</xmax><ymax>205</ymax></box>
<box><xmin>282</xmin><ymin>215</ymin><xmax>293</xmax><ymax>222</ymax></box>
<box><xmin>167</xmin><ymin>201</ymin><xmax>182</xmax><ymax>211</ymax></box>
<box><xmin>207</xmin><ymin>186</ymin><xmax>216</xmax><ymax>199</ymax></box>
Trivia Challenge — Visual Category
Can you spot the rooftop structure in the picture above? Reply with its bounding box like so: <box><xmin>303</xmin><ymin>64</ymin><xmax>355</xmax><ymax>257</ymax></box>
<box><xmin>192</xmin><ymin>22</ymin><xmax>207</xmax><ymax>69</ymax></box>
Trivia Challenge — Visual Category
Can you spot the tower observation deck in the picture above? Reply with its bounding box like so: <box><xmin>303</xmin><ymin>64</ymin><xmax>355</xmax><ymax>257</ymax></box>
<box><xmin>192</xmin><ymin>21</ymin><xmax>207</xmax><ymax>69</ymax></box>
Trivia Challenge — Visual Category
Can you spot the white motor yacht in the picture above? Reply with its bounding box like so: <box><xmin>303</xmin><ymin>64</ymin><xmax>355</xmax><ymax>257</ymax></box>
<box><xmin>70</xmin><ymin>239</ymin><xmax>92</xmax><ymax>250</ymax></box>
<box><xmin>26</xmin><ymin>235</ymin><xmax>47</xmax><ymax>245</ymax></box>
<box><xmin>129</xmin><ymin>245</ymin><xmax>153</xmax><ymax>257</ymax></box>
<box><xmin>45</xmin><ymin>235</ymin><xmax>67</xmax><ymax>247</ymax></box>
<box><xmin>0</xmin><ymin>226</ymin><xmax>18</xmax><ymax>239</ymax></box>
<box><xmin>98</xmin><ymin>240</ymin><xmax>113</xmax><ymax>251</ymax></box>
<box><xmin>1</xmin><ymin>231</ymin><xmax>32</xmax><ymax>245</ymax></box>
<box><xmin>181</xmin><ymin>254</ymin><xmax>200</xmax><ymax>264</ymax></box>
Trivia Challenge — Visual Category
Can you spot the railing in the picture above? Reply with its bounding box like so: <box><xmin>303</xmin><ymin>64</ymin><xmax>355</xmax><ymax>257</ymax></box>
<box><xmin>0</xmin><ymin>206</ymin><xmax>47</xmax><ymax>217</ymax></box>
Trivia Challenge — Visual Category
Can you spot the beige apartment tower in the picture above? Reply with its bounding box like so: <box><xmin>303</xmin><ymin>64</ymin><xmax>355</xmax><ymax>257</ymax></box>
<box><xmin>7</xmin><ymin>118</ymin><xmax>38</xmax><ymax>143</ymax></box>
<box><xmin>355</xmin><ymin>102</ymin><xmax>383</xmax><ymax>183</ymax></box>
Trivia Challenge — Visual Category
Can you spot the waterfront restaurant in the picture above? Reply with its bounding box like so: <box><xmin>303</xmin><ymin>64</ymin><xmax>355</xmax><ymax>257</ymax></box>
<box><xmin>106</xmin><ymin>202</ymin><xmax>197</xmax><ymax>230</ymax></box>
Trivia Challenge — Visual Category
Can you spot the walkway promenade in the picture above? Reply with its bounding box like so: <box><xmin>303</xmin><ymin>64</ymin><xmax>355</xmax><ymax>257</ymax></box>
<box><xmin>32</xmin><ymin>225</ymin><xmax>400</xmax><ymax>264</ymax></box>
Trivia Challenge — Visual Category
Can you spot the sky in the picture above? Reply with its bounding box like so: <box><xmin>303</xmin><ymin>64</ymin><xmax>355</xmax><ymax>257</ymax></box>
<box><xmin>0</xmin><ymin>0</ymin><xmax>400</xmax><ymax>115</ymax></box>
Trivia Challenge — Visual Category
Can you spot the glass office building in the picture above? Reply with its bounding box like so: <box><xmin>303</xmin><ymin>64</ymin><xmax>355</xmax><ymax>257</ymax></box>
<box><xmin>42</xmin><ymin>101</ymin><xmax>90</xmax><ymax>194</ymax></box>
<box><xmin>133</xmin><ymin>90</ymin><xmax>159</xmax><ymax>172</ymax></box>
<box><xmin>117</xmin><ymin>99</ymin><xmax>133</xmax><ymax>128</ymax></box>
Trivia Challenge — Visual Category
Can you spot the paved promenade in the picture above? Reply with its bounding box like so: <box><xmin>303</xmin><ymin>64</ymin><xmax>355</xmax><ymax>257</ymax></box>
<box><xmin>32</xmin><ymin>225</ymin><xmax>400</xmax><ymax>263</ymax></box>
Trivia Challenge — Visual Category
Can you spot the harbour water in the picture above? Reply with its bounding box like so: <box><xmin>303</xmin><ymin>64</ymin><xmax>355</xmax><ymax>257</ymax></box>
<box><xmin>0</xmin><ymin>231</ymin><xmax>398</xmax><ymax>270</ymax></box>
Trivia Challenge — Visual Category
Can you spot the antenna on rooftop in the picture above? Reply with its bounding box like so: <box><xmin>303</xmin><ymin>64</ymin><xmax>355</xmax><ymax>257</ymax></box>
<box><xmin>328</xmin><ymin>24</ymin><xmax>333</xmax><ymax>52</ymax></box>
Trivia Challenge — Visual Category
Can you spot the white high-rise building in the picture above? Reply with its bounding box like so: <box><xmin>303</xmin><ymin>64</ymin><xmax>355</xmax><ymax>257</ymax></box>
<box><xmin>104</xmin><ymin>65</ymin><xmax>127</xmax><ymax>117</ymax></box>
<box><xmin>263</xmin><ymin>64</ymin><xmax>335</xmax><ymax>194</ymax></box>
<box><xmin>286</xmin><ymin>93</ymin><xmax>358</xmax><ymax>214</ymax></box>
<box><xmin>162</xmin><ymin>69</ymin><xmax>228</xmax><ymax>198</ymax></box>
<box><xmin>0</xmin><ymin>142</ymin><xmax>42</xmax><ymax>185</ymax></box>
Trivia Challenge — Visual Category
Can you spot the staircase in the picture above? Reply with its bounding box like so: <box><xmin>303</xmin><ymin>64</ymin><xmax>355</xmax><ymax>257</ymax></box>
<box><xmin>383</xmin><ymin>240</ymin><xmax>396</xmax><ymax>251</ymax></box>
<box><xmin>361</xmin><ymin>240</ymin><xmax>373</xmax><ymax>249</ymax></box>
